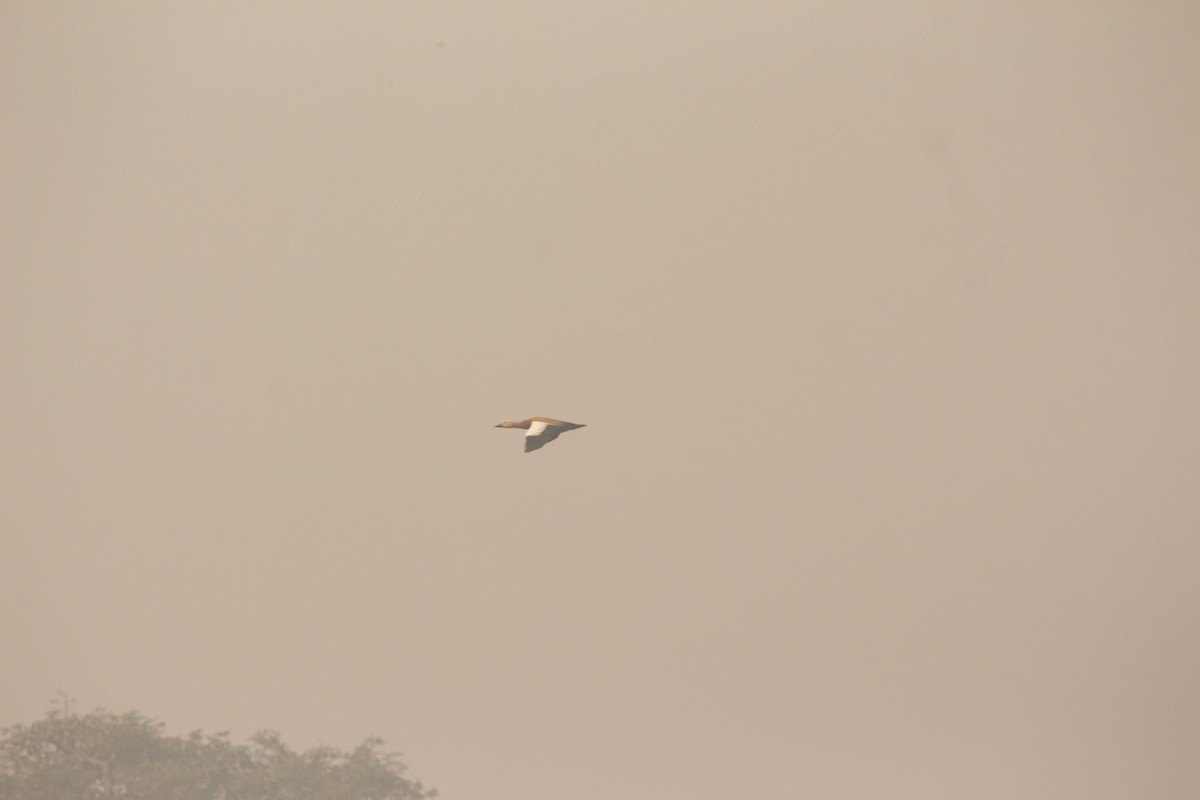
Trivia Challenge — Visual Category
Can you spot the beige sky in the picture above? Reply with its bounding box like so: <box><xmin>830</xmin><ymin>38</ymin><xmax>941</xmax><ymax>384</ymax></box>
<box><xmin>2</xmin><ymin>3</ymin><xmax>1198</xmax><ymax>799</ymax></box>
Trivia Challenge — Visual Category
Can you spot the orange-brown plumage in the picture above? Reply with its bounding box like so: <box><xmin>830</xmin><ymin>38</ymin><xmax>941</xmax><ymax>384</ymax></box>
<box><xmin>494</xmin><ymin>417</ymin><xmax>586</xmax><ymax>452</ymax></box>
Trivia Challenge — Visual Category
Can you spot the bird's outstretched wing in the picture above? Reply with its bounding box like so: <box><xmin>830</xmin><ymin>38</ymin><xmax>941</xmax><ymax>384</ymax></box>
<box><xmin>524</xmin><ymin>420</ymin><xmax>563</xmax><ymax>452</ymax></box>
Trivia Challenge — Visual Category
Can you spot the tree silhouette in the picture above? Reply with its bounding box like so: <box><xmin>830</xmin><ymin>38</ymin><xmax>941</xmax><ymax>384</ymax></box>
<box><xmin>0</xmin><ymin>707</ymin><xmax>434</xmax><ymax>800</ymax></box>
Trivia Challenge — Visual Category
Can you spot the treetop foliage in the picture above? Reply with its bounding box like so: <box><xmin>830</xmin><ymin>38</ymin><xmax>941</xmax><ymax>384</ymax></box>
<box><xmin>0</xmin><ymin>707</ymin><xmax>434</xmax><ymax>800</ymax></box>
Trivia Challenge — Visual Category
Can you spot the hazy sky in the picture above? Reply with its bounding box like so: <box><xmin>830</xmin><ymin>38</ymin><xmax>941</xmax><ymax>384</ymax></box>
<box><xmin>3</xmin><ymin>3</ymin><xmax>1198</xmax><ymax>799</ymax></box>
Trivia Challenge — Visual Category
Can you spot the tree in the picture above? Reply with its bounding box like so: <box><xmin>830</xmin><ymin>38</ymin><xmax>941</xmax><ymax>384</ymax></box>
<box><xmin>0</xmin><ymin>707</ymin><xmax>434</xmax><ymax>800</ymax></box>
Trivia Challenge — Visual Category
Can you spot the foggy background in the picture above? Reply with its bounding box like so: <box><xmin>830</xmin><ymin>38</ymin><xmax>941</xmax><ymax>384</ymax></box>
<box><xmin>3</xmin><ymin>3</ymin><xmax>1198</xmax><ymax>799</ymax></box>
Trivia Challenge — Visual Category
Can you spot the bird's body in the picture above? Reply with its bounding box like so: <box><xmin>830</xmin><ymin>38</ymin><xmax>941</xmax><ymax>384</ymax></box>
<box><xmin>495</xmin><ymin>417</ymin><xmax>586</xmax><ymax>452</ymax></box>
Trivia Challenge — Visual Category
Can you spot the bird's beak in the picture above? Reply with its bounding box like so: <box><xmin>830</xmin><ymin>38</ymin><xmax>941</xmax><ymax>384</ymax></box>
<box><xmin>494</xmin><ymin>424</ymin><xmax>503</xmax><ymax>427</ymax></box>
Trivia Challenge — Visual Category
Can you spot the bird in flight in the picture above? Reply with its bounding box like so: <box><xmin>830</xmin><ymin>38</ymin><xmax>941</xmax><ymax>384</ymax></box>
<box><xmin>495</xmin><ymin>417</ymin><xmax>586</xmax><ymax>452</ymax></box>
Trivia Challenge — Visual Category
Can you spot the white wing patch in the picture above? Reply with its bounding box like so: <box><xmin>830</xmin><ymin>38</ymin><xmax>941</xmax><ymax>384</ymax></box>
<box><xmin>524</xmin><ymin>420</ymin><xmax>563</xmax><ymax>452</ymax></box>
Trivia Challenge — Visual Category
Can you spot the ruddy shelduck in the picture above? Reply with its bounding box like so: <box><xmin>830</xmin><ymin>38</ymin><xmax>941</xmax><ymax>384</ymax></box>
<box><xmin>495</xmin><ymin>417</ymin><xmax>586</xmax><ymax>453</ymax></box>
